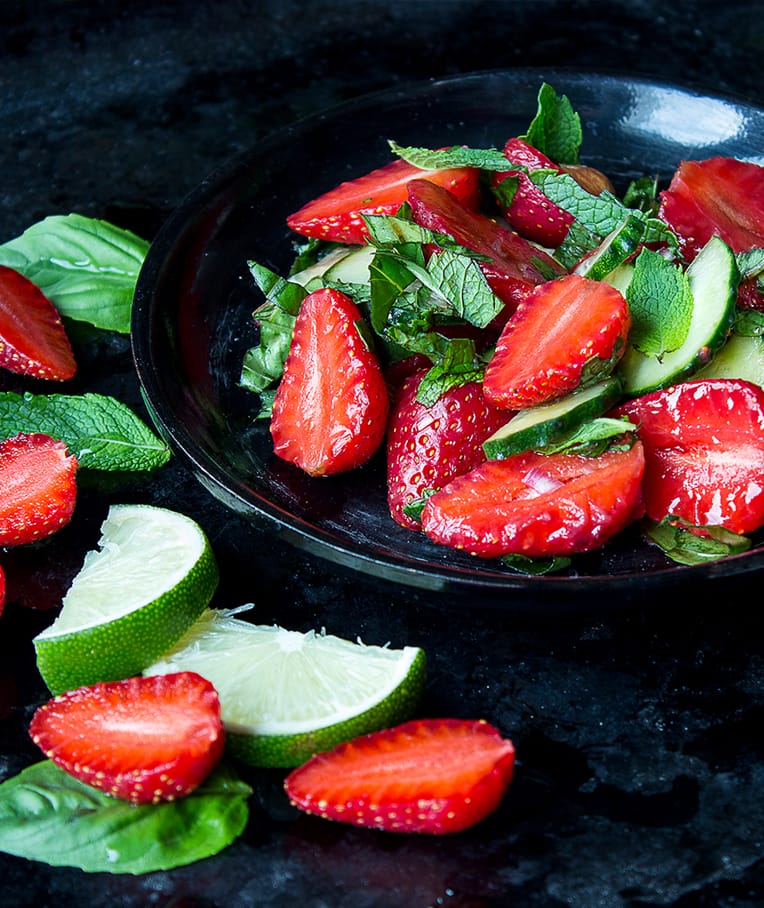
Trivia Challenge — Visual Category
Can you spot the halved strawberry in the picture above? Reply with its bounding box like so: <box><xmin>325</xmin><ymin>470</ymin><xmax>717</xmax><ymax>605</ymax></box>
<box><xmin>406</xmin><ymin>178</ymin><xmax>566</xmax><ymax>318</ymax></box>
<box><xmin>386</xmin><ymin>369</ymin><xmax>509</xmax><ymax>529</ymax></box>
<box><xmin>270</xmin><ymin>288</ymin><xmax>389</xmax><ymax>476</ymax></box>
<box><xmin>286</xmin><ymin>158</ymin><xmax>482</xmax><ymax>245</ymax></box>
<box><xmin>659</xmin><ymin>157</ymin><xmax>764</xmax><ymax>261</ymax></box>
<box><xmin>0</xmin><ymin>433</ymin><xmax>78</xmax><ymax>546</ymax></box>
<box><xmin>483</xmin><ymin>273</ymin><xmax>630</xmax><ymax>410</ymax></box>
<box><xmin>284</xmin><ymin>718</ymin><xmax>515</xmax><ymax>835</ymax></box>
<box><xmin>0</xmin><ymin>265</ymin><xmax>76</xmax><ymax>381</ymax></box>
<box><xmin>29</xmin><ymin>672</ymin><xmax>225</xmax><ymax>804</ymax></box>
<box><xmin>613</xmin><ymin>378</ymin><xmax>764</xmax><ymax>534</ymax></box>
<box><xmin>492</xmin><ymin>137</ymin><xmax>575</xmax><ymax>248</ymax></box>
<box><xmin>421</xmin><ymin>442</ymin><xmax>645</xmax><ymax>558</ymax></box>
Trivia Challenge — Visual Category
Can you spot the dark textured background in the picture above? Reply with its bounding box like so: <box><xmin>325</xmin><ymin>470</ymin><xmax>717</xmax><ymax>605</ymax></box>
<box><xmin>2</xmin><ymin>2</ymin><xmax>764</xmax><ymax>906</ymax></box>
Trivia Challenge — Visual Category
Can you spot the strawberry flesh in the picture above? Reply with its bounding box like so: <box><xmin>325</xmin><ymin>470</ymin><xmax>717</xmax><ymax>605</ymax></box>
<box><xmin>613</xmin><ymin>378</ymin><xmax>764</xmax><ymax>534</ymax></box>
<box><xmin>270</xmin><ymin>287</ymin><xmax>389</xmax><ymax>476</ymax></box>
<box><xmin>0</xmin><ymin>265</ymin><xmax>76</xmax><ymax>381</ymax></box>
<box><xmin>284</xmin><ymin>718</ymin><xmax>515</xmax><ymax>835</ymax></box>
<box><xmin>421</xmin><ymin>442</ymin><xmax>645</xmax><ymax>558</ymax></box>
<box><xmin>386</xmin><ymin>369</ymin><xmax>508</xmax><ymax>529</ymax></box>
<box><xmin>29</xmin><ymin>672</ymin><xmax>225</xmax><ymax>804</ymax></box>
<box><xmin>286</xmin><ymin>158</ymin><xmax>482</xmax><ymax>245</ymax></box>
<box><xmin>0</xmin><ymin>433</ymin><xmax>78</xmax><ymax>546</ymax></box>
<box><xmin>483</xmin><ymin>273</ymin><xmax>631</xmax><ymax>409</ymax></box>
<box><xmin>406</xmin><ymin>178</ymin><xmax>566</xmax><ymax>320</ymax></box>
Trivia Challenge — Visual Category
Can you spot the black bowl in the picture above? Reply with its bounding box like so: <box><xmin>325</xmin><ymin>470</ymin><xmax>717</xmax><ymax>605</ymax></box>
<box><xmin>131</xmin><ymin>68</ymin><xmax>764</xmax><ymax>608</ymax></box>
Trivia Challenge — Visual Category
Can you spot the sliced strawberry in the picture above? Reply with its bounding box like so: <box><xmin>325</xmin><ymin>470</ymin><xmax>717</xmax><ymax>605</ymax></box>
<box><xmin>270</xmin><ymin>288</ymin><xmax>389</xmax><ymax>476</ymax></box>
<box><xmin>29</xmin><ymin>672</ymin><xmax>225</xmax><ymax>804</ymax></box>
<box><xmin>0</xmin><ymin>433</ymin><xmax>78</xmax><ymax>546</ymax></box>
<box><xmin>492</xmin><ymin>137</ymin><xmax>575</xmax><ymax>248</ymax></box>
<box><xmin>421</xmin><ymin>442</ymin><xmax>645</xmax><ymax>558</ymax></box>
<box><xmin>286</xmin><ymin>158</ymin><xmax>482</xmax><ymax>245</ymax></box>
<box><xmin>386</xmin><ymin>369</ymin><xmax>509</xmax><ymax>529</ymax></box>
<box><xmin>0</xmin><ymin>265</ymin><xmax>76</xmax><ymax>381</ymax></box>
<box><xmin>659</xmin><ymin>157</ymin><xmax>764</xmax><ymax>261</ymax></box>
<box><xmin>483</xmin><ymin>273</ymin><xmax>630</xmax><ymax>410</ymax></box>
<box><xmin>284</xmin><ymin>718</ymin><xmax>515</xmax><ymax>835</ymax></box>
<box><xmin>406</xmin><ymin>178</ymin><xmax>566</xmax><ymax>318</ymax></box>
<box><xmin>613</xmin><ymin>378</ymin><xmax>764</xmax><ymax>534</ymax></box>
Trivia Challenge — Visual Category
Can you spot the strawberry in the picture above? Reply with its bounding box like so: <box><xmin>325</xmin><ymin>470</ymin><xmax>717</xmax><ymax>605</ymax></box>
<box><xmin>386</xmin><ymin>369</ymin><xmax>508</xmax><ymax>529</ymax></box>
<box><xmin>270</xmin><ymin>288</ymin><xmax>389</xmax><ymax>476</ymax></box>
<box><xmin>406</xmin><ymin>178</ymin><xmax>566</xmax><ymax>319</ymax></box>
<box><xmin>286</xmin><ymin>158</ymin><xmax>482</xmax><ymax>245</ymax></box>
<box><xmin>482</xmin><ymin>273</ymin><xmax>630</xmax><ymax>409</ymax></box>
<box><xmin>492</xmin><ymin>137</ymin><xmax>575</xmax><ymax>248</ymax></box>
<box><xmin>421</xmin><ymin>442</ymin><xmax>645</xmax><ymax>559</ymax></box>
<box><xmin>659</xmin><ymin>157</ymin><xmax>764</xmax><ymax>262</ymax></box>
<box><xmin>29</xmin><ymin>672</ymin><xmax>225</xmax><ymax>804</ymax></box>
<box><xmin>284</xmin><ymin>718</ymin><xmax>515</xmax><ymax>835</ymax></box>
<box><xmin>613</xmin><ymin>378</ymin><xmax>764</xmax><ymax>535</ymax></box>
<box><xmin>0</xmin><ymin>265</ymin><xmax>76</xmax><ymax>381</ymax></box>
<box><xmin>0</xmin><ymin>433</ymin><xmax>78</xmax><ymax>546</ymax></box>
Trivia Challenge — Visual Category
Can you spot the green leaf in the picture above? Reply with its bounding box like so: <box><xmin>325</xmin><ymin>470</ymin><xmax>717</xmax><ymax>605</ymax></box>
<box><xmin>734</xmin><ymin>308</ymin><xmax>764</xmax><ymax>337</ymax></box>
<box><xmin>622</xmin><ymin>175</ymin><xmax>660</xmax><ymax>214</ymax></box>
<box><xmin>421</xmin><ymin>248</ymin><xmax>504</xmax><ymax>328</ymax></box>
<box><xmin>500</xmin><ymin>552</ymin><xmax>572</xmax><ymax>575</ymax></box>
<box><xmin>0</xmin><ymin>391</ymin><xmax>171</xmax><ymax>472</ymax></box>
<box><xmin>539</xmin><ymin>417</ymin><xmax>637</xmax><ymax>456</ymax></box>
<box><xmin>0</xmin><ymin>214</ymin><xmax>149</xmax><ymax>333</ymax></box>
<box><xmin>626</xmin><ymin>248</ymin><xmax>694</xmax><ymax>357</ymax></box>
<box><xmin>735</xmin><ymin>247</ymin><xmax>764</xmax><ymax>281</ymax></box>
<box><xmin>247</xmin><ymin>261</ymin><xmax>306</xmax><ymax>316</ymax></box>
<box><xmin>646</xmin><ymin>517</ymin><xmax>751</xmax><ymax>566</ymax></box>
<box><xmin>387</xmin><ymin>139</ymin><xmax>510</xmax><ymax>172</ymax></box>
<box><xmin>368</xmin><ymin>250</ymin><xmax>420</xmax><ymax>334</ymax></box>
<box><xmin>240</xmin><ymin>301</ymin><xmax>297</xmax><ymax>393</ymax></box>
<box><xmin>521</xmin><ymin>83</ymin><xmax>582</xmax><ymax>165</ymax></box>
<box><xmin>415</xmin><ymin>337</ymin><xmax>483</xmax><ymax>406</ymax></box>
<box><xmin>0</xmin><ymin>760</ymin><xmax>251</xmax><ymax>875</ymax></box>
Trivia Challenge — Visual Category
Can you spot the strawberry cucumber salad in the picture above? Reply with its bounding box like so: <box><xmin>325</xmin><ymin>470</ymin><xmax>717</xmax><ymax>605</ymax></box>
<box><xmin>241</xmin><ymin>83</ymin><xmax>764</xmax><ymax>572</ymax></box>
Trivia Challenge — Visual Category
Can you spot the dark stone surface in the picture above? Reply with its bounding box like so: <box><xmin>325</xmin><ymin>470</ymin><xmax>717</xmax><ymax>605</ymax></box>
<box><xmin>2</xmin><ymin>2</ymin><xmax>764</xmax><ymax>906</ymax></box>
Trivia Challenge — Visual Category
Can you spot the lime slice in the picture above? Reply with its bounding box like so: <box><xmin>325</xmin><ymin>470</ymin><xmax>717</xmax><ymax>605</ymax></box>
<box><xmin>143</xmin><ymin>608</ymin><xmax>427</xmax><ymax>768</ymax></box>
<box><xmin>34</xmin><ymin>504</ymin><xmax>219</xmax><ymax>695</ymax></box>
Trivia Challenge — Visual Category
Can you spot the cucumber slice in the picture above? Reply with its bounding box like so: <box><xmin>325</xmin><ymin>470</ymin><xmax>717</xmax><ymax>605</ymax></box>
<box><xmin>695</xmin><ymin>331</ymin><xmax>764</xmax><ymax>387</ymax></box>
<box><xmin>604</xmin><ymin>262</ymin><xmax>634</xmax><ymax>295</ymax></box>
<box><xmin>619</xmin><ymin>236</ymin><xmax>738</xmax><ymax>396</ymax></box>
<box><xmin>483</xmin><ymin>376</ymin><xmax>624</xmax><ymax>459</ymax></box>
<box><xmin>290</xmin><ymin>245</ymin><xmax>374</xmax><ymax>287</ymax></box>
<box><xmin>574</xmin><ymin>215</ymin><xmax>645</xmax><ymax>282</ymax></box>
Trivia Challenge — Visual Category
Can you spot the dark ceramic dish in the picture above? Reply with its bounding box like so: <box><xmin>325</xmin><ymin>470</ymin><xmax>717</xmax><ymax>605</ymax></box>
<box><xmin>131</xmin><ymin>69</ymin><xmax>764</xmax><ymax>606</ymax></box>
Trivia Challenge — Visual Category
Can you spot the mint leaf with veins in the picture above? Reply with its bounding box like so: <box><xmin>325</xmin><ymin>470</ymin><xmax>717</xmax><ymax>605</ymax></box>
<box><xmin>0</xmin><ymin>391</ymin><xmax>170</xmax><ymax>472</ymax></box>
<box><xmin>625</xmin><ymin>248</ymin><xmax>694</xmax><ymax>357</ymax></box>
<box><xmin>387</xmin><ymin>140</ymin><xmax>509</xmax><ymax>172</ymax></box>
<box><xmin>521</xmin><ymin>82</ymin><xmax>582</xmax><ymax>165</ymax></box>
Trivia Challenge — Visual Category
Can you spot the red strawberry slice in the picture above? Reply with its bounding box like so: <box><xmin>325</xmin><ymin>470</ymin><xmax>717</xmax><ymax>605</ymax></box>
<box><xmin>29</xmin><ymin>672</ymin><xmax>225</xmax><ymax>805</ymax></box>
<box><xmin>0</xmin><ymin>265</ymin><xmax>77</xmax><ymax>381</ymax></box>
<box><xmin>386</xmin><ymin>369</ymin><xmax>509</xmax><ymax>529</ymax></box>
<box><xmin>0</xmin><ymin>433</ymin><xmax>78</xmax><ymax>546</ymax></box>
<box><xmin>406</xmin><ymin>178</ymin><xmax>566</xmax><ymax>318</ymax></box>
<box><xmin>613</xmin><ymin>378</ymin><xmax>764</xmax><ymax>534</ymax></box>
<box><xmin>483</xmin><ymin>273</ymin><xmax>630</xmax><ymax>410</ymax></box>
<box><xmin>284</xmin><ymin>718</ymin><xmax>515</xmax><ymax>835</ymax></box>
<box><xmin>286</xmin><ymin>158</ymin><xmax>481</xmax><ymax>245</ymax></box>
<box><xmin>270</xmin><ymin>288</ymin><xmax>389</xmax><ymax>476</ymax></box>
<box><xmin>492</xmin><ymin>137</ymin><xmax>575</xmax><ymax>247</ymax></box>
<box><xmin>421</xmin><ymin>442</ymin><xmax>645</xmax><ymax>558</ymax></box>
<box><xmin>659</xmin><ymin>157</ymin><xmax>764</xmax><ymax>261</ymax></box>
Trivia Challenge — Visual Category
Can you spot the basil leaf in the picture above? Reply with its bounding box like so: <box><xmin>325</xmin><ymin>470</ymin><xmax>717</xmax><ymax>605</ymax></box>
<box><xmin>0</xmin><ymin>214</ymin><xmax>149</xmax><ymax>333</ymax></box>
<box><xmin>240</xmin><ymin>301</ymin><xmax>296</xmax><ymax>393</ymax></box>
<box><xmin>626</xmin><ymin>248</ymin><xmax>694</xmax><ymax>357</ymax></box>
<box><xmin>622</xmin><ymin>175</ymin><xmax>660</xmax><ymax>214</ymax></box>
<box><xmin>0</xmin><ymin>391</ymin><xmax>171</xmax><ymax>472</ymax></box>
<box><xmin>646</xmin><ymin>517</ymin><xmax>751</xmax><ymax>566</ymax></box>
<box><xmin>521</xmin><ymin>83</ymin><xmax>582</xmax><ymax>165</ymax></box>
<box><xmin>500</xmin><ymin>553</ymin><xmax>572</xmax><ymax>575</ymax></box>
<box><xmin>0</xmin><ymin>761</ymin><xmax>251</xmax><ymax>875</ymax></box>
<box><xmin>247</xmin><ymin>261</ymin><xmax>305</xmax><ymax>316</ymax></box>
<box><xmin>369</xmin><ymin>250</ymin><xmax>420</xmax><ymax>334</ymax></box>
<box><xmin>387</xmin><ymin>139</ymin><xmax>510</xmax><ymax>172</ymax></box>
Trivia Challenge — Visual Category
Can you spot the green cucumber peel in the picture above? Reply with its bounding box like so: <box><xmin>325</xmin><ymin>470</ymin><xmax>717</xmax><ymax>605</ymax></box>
<box><xmin>0</xmin><ymin>213</ymin><xmax>149</xmax><ymax>334</ymax></box>
<box><xmin>0</xmin><ymin>391</ymin><xmax>171</xmax><ymax>472</ymax></box>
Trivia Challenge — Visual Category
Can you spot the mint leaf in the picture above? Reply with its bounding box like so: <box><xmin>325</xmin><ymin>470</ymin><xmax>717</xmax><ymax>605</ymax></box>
<box><xmin>539</xmin><ymin>417</ymin><xmax>637</xmax><ymax>456</ymax></box>
<box><xmin>521</xmin><ymin>83</ymin><xmax>582</xmax><ymax>165</ymax></box>
<box><xmin>0</xmin><ymin>391</ymin><xmax>171</xmax><ymax>472</ymax></box>
<box><xmin>622</xmin><ymin>175</ymin><xmax>660</xmax><ymax>214</ymax></box>
<box><xmin>387</xmin><ymin>139</ymin><xmax>510</xmax><ymax>172</ymax></box>
<box><xmin>0</xmin><ymin>214</ymin><xmax>149</xmax><ymax>333</ymax></box>
<box><xmin>734</xmin><ymin>308</ymin><xmax>764</xmax><ymax>337</ymax></box>
<box><xmin>646</xmin><ymin>517</ymin><xmax>751</xmax><ymax>566</ymax></box>
<box><xmin>736</xmin><ymin>247</ymin><xmax>764</xmax><ymax>281</ymax></box>
<box><xmin>240</xmin><ymin>301</ymin><xmax>296</xmax><ymax>393</ymax></box>
<box><xmin>424</xmin><ymin>248</ymin><xmax>504</xmax><ymax>328</ymax></box>
<box><xmin>415</xmin><ymin>337</ymin><xmax>483</xmax><ymax>406</ymax></box>
<box><xmin>0</xmin><ymin>760</ymin><xmax>251</xmax><ymax>874</ymax></box>
<box><xmin>500</xmin><ymin>552</ymin><xmax>572</xmax><ymax>575</ymax></box>
<box><xmin>626</xmin><ymin>248</ymin><xmax>694</xmax><ymax>357</ymax></box>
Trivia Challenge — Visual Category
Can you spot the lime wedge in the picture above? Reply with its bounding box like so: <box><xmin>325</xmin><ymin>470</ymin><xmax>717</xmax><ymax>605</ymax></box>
<box><xmin>144</xmin><ymin>608</ymin><xmax>427</xmax><ymax>768</ymax></box>
<box><xmin>34</xmin><ymin>504</ymin><xmax>219</xmax><ymax>695</ymax></box>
